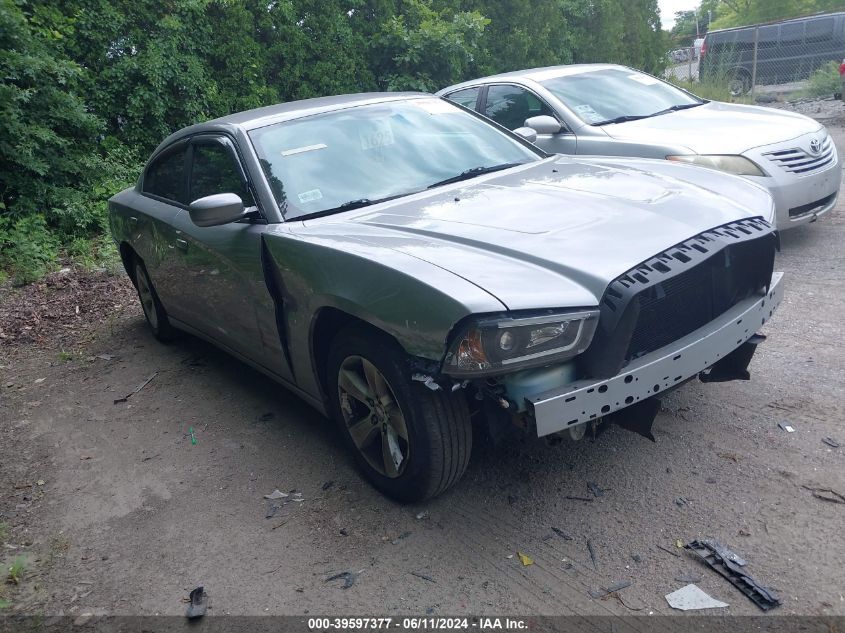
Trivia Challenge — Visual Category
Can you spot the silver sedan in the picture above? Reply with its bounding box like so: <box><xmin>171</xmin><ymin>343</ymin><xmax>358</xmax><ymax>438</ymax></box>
<box><xmin>110</xmin><ymin>93</ymin><xmax>783</xmax><ymax>501</ymax></box>
<box><xmin>438</xmin><ymin>64</ymin><xmax>841</xmax><ymax>229</ymax></box>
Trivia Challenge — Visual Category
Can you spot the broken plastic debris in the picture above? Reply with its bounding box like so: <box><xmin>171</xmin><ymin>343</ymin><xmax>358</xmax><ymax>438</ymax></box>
<box><xmin>325</xmin><ymin>571</ymin><xmax>359</xmax><ymax>589</ymax></box>
<box><xmin>189</xmin><ymin>427</ymin><xmax>197</xmax><ymax>445</ymax></box>
<box><xmin>778</xmin><ymin>422</ymin><xmax>795</xmax><ymax>433</ymax></box>
<box><xmin>264</xmin><ymin>490</ymin><xmax>289</xmax><ymax>500</ymax></box>
<box><xmin>587</xmin><ymin>481</ymin><xmax>605</xmax><ymax>497</ymax></box>
<box><xmin>684</xmin><ymin>540</ymin><xmax>781</xmax><ymax>611</ymax></box>
<box><xmin>517</xmin><ymin>552</ymin><xmax>534</xmax><ymax>566</ymax></box>
<box><xmin>821</xmin><ymin>437</ymin><xmax>840</xmax><ymax>448</ymax></box>
<box><xmin>665</xmin><ymin>584</ymin><xmax>728</xmax><ymax>611</ymax></box>
<box><xmin>415</xmin><ymin>511</ymin><xmax>430</xmax><ymax>520</ymax></box>
<box><xmin>185</xmin><ymin>586</ymin><xmax>209</xmax><ymax>619</ymax></box>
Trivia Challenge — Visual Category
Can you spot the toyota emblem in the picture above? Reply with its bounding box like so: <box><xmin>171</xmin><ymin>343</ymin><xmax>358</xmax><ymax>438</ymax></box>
<box><xmin>809</xmin><ymin>137</ymin><xmax>822</xmax><ymax>155</ymax></box>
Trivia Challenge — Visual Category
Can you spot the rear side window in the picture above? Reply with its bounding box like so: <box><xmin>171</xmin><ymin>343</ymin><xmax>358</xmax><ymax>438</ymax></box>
<box><xmin>189</xmin><ymin>142</ymin><xmax>254</xmax><ymax>206</ymax></box>
<box><xmin>484</xmin><ymin>85</ymin><xmax>555</xmax><ymax>130</ymax></box>
<box><xmin>445</xmin><ymin>87</ymin><xmax>481</xmax><ymax>110</ymax></box>
<box><xmin>780</xmin><ymin>22</ymin><xmax>804</xmax><ymax>45</ymax></box>
<box><xmin>143</xmin><ymin>147</ymin><xmax>187</xmax><ymax>203</ymax></box>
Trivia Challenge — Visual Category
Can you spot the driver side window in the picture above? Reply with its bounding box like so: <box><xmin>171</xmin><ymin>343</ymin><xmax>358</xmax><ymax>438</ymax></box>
<box><xmin>189</xmin><ymin>141</ymin><xmax>255</xmax><ymax>206</ymax></box>
<box><xmin>484</xmin><ymin>85</ymin><xmax>556</xmax><ymax>131</ymax></box>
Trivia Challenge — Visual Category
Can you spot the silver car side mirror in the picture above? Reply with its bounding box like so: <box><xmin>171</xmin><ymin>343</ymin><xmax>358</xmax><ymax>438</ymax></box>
<box><xmin>188</xmin><ymin>193</ymin><xmax>246</xmax><ymax>227</ymax></box>
<box><xmin>513</xmin><ymin>127</ymin><xmax>538</xmax><ymax>144</ymax></box>
<box><xmin>524</xmin><ymin>115</ymin><xmax>562</xmax><ymax>135</ymax></box>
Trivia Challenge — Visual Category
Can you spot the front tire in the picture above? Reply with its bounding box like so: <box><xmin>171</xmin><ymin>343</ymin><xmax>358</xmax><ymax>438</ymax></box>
<box><xmin>327</xmin><ymin>326</ymin><xmax>472</xmax><ymax>502</ymax></box>
<box><xmin>133</xmin><ymin>258</ymin><xmax>176</xmax><ymax>343</ymax></box>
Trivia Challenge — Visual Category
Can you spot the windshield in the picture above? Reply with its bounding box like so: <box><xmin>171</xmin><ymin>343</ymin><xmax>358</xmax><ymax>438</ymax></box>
<box><xmin>540</xmin><ymin>68</ymin><xmax>703</xmax><ymax>126</ymax></box>
<box><xmin>248</xmin><ymin>98</ymin><xmax>542</xmax><ymax>219</ymax></box>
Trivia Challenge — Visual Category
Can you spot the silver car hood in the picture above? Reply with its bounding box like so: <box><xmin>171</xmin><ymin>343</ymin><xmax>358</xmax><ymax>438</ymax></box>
<box><xmin>310</xmin><ymin>157</ymin><xmax>774</xmax><ymax>310</ymax></box>
<box><xmin>603</xmin><ymin>101</ymin><xmax>822</xmax><ymax>154</ymax></box>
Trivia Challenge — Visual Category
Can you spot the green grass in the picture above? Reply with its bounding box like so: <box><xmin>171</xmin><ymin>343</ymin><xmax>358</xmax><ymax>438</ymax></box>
<box><xmin>0</xmin><ymin>523</ymin><xmax>7</xmax><ymax>543</ymax></box>
<box><xmin>6</xmin><ymin>557</ymin><xmax>26</xmax><ymax>585</ymax></box>
<box><xmin>669</xmin><ymin>77</ymin><xmax>753</xmax><ymax>104</ymax></box>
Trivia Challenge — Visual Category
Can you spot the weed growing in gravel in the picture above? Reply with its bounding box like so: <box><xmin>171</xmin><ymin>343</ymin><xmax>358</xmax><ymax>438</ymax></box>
<box><xmin>6</xmin><ymin>557</ymin><xmax>26</xmax><ymax>584</ymax></box>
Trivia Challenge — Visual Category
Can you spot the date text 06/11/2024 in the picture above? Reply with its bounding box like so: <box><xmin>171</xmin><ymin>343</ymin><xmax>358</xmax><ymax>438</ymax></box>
<box><xmin>307</xmin><ymin>617</ymin><xmax>528</xmax><ymax>630</ymax></box>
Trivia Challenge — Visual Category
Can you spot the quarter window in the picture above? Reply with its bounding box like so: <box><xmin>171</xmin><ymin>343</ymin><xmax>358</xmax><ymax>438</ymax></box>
<box><xmin>483</xmin><ymin>85</ymin><xmax>556</xmax><ymax>131</ymax></box>
<box><xmin>445</xmin><ymin>87</ymin><xmax>481</xmax><ymax>110</ymax></box>
<box><xmin>143</xmin><ymin>147</ymin><xmax>187</xmax><ymax>203</ymax></box>
<box><xmin>190</xmin><ymin>142</ymin><xmax>254</xmax><ymax>205</ymax></box>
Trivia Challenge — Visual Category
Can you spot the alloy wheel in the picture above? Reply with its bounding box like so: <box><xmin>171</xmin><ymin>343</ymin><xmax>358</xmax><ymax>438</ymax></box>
<box><xmin>337</xmin><ymin>355</ymin><xmax>410</xmax><ymax>478</ymax></box>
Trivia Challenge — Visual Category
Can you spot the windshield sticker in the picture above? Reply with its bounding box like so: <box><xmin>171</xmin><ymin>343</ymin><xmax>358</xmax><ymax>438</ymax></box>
<box><xmin>628</xmin><ymin>74</ymin><xmax>660</xmax><ymax>85</ymax></box>
<box><xmin>281</xmin><ymin>143</ymin><xmax>327</xmax><ymax>157</ymax></box>
<box><xmin>412</xmin><ymin>98</ymin><xmax>456</xmax><ymax>115</ymax></box>
<box><xmin>574</xmin><ymin>104</ymin><xmax>604</xmax><ymax>122</ymax></box>
<box><xmin>297</xmin><ymin>189</ymin><xmax>323</xmax><ymax>204</ymax></box>
<box><xmin>359</xmin><ymin>119</ymin><xmax>395</xmax><ymax>150</ymax></box>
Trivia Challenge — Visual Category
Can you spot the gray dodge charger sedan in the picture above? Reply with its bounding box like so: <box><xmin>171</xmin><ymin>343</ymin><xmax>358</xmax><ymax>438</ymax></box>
<box><xmin>109</xmin><ymin>93</ymin><xmax>784</xmax><ymax>501</ymax></box>
<box><xmin>438</xmin><ymin>64</ymin><xmax>841</xmax><ymax>230</ymax></box>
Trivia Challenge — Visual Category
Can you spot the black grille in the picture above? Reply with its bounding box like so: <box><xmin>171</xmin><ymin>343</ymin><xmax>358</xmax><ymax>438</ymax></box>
<box><xmin>788</xmin><ymin>193</ymin><xmax>835</xmax><ymax>218</ymax></box>
<box><xmin>582</xmin><ymin>218</ymin><xmax>777</xmax><ymax>379</ymax></box>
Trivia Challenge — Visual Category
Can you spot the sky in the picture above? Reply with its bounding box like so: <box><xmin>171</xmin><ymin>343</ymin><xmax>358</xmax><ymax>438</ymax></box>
<box><xmin>658</xmin><ymin>0</ymin><xmax>701</xmax><ymax>29</ymax></box>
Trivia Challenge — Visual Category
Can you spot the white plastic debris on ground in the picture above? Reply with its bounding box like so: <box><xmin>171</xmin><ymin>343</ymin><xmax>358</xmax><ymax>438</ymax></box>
<box><xmin>665</xmin><ymin>584</ymin><xmax>728</xmax><ymax>611</ymax></box>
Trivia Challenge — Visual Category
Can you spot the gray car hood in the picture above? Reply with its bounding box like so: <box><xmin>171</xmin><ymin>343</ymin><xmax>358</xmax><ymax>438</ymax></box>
<box><xmin>603</xmin><ymin>101</ymin><xmax>822</xmax><ymax>154</ymax></box>
<box><xmin>306</xmin><ymin>157</ymin><xmax>774</xmax><ymax>311</ymax></box>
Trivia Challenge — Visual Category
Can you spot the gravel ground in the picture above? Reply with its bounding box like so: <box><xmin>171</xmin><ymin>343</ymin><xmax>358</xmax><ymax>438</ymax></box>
<box><xmin>1</xmin><ymin>118</ymin><xmax>844</xmax><ymax>622</ymax></box>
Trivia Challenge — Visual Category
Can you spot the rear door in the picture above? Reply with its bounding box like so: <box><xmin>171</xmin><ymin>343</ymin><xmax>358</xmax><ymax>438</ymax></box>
<box><xmin>171</xmin><ymin>135</ymin><xmax>285</xmax><ymax>373</ymax></box>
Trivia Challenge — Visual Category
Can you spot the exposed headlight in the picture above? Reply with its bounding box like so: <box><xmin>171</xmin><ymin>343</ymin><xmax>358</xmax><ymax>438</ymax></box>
<box><xmin>442</xmin><ymin>310</ymin><xmax>599</xmax><ymax>376</ymax></box>
<box><xmin>667</xmin><ymin>154</ymin><xmax>767</xmax><ymax>177</ymax></box>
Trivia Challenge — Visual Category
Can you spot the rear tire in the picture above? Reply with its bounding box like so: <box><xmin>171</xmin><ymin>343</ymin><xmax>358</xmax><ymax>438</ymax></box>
<box><xmin>327</xmin><ymin>325</ymin><xmax>472</xmax><ymax>502</ymax></box>
<box><xmin>133</xmin><ymin>258</ymin><xmax>176</xmax><ymax>343</ymax></box>
<box><xmin>729</xmin><ymin>70</ymin><xmax>751</xmax><ymax>97</ymax></box>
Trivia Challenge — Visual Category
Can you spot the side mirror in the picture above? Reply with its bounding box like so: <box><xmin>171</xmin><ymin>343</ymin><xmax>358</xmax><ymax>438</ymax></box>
<box><xmin>524</xmin><ymin>115</ymin><xmax>562</xmax><ymax>135</ymax></box>
<box><xmin>188</xmin><ymin>193</ymin><xmax>246</xmax><ymax>227</ymax></box>
<box><xmin>513</xmin><ymin>127</ymin><xmax>538</xmax><ymax>143</ymax></box>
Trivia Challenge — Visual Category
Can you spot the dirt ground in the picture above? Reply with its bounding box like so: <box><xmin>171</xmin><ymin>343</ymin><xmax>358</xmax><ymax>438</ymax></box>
<box><xmin>2</xmin><ymin>118</ymin><xmax>844</xmax><ymax>622</ymax></box>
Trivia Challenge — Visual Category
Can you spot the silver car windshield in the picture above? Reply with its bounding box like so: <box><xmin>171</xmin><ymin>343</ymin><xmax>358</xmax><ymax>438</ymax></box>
<box><xmin>540</xmin><ymin>68</ymin><xmax>703</xmax><ymax>126</ymax></box>
<box><xmin>248</xmin><ymin>98</ymin><xmax>542</xmax><ymax>220</ymax></box>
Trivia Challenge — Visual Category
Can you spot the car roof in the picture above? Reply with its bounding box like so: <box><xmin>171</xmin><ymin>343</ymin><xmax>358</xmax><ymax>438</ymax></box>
<box><xmin>152</xmin><ymin>92</ymin><xmax>431</xmax><ymax>155</ymax></box>
<box><xmin>438</xmin><ymin>64</ymin><xmax>627</xmax><ymax>93</ymax></box>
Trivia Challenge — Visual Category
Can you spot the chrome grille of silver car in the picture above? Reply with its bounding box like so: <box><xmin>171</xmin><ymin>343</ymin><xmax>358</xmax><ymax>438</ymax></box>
<box><xmin>763</xmin><ymin>137</ymin><xmax>834</xmax><ymax>175</ymax></box>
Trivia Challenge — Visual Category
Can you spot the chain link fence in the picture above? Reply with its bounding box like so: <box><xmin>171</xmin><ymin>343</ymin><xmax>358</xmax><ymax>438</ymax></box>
<box><xmin>665</xmin><ymin>11</ymin><xmax>845</xmax><ymax>102</ymax></box>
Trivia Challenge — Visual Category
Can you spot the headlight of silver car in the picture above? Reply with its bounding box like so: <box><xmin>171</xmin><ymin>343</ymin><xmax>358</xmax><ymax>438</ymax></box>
<box><xmin>442</xmin><ymin>310</ymin><xmax>600</xmax><ymax>376</ymax></box>
<box><xmin>666</xmin><ymin>154</ymin><xmax>767</xmax><ymax>177</ymax></box>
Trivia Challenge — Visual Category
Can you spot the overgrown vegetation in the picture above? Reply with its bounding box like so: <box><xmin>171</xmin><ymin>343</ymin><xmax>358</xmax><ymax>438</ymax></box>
<box><xmin>1</xmin><ymin>0</ymin><xmax>667</xmax><ymax>285</ymax></box>
<box><xmin>801</xmin><ymin>60</ymin><xmax>842</xmax><ymax>97</ymax></box>
<box><xmin>670</xmin><ymin>77</ymin><xmax>754</xmax><ymax>103</ymax></box>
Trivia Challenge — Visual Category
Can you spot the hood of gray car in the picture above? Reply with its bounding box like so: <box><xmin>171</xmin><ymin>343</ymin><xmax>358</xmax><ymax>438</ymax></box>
<box><xmin>308</xmin><ymin>157</ymin><xmax>774</xmax><ymax>311</ymax></box>
<box><xmin>603</xmin><ymin>101</ymin><xmax>822</xmax><ymax>155</ymax></box>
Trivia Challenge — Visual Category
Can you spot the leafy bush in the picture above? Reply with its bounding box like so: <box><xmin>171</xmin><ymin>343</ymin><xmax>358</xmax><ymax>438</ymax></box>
<box><xmin>0</xmin><ymin>215</ymin><xmax>59</xmax><ymax>285</ymax></box>
<box><xmin>801</xmin><ymin>61</ymin><xmax>841</xmax><ymax>98</ymax></box>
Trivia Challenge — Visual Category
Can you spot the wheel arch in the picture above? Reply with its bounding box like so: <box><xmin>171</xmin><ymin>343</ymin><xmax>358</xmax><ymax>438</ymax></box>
<box><xmin>310</xmin><ymin>307</ymin><xmax>424</xmax><ymax>404</ymax></box>
<box><xmin>119</xmin><ymin>241</ymin><xmax>138</xmax><ymax>286</ymax></box>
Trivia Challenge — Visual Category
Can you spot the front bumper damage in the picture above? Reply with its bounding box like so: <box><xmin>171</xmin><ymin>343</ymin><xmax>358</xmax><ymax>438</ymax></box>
<box><xmin>528</xmin><ymin>271</ymin><xmax>784</xmax><ymax>437</ymax></box>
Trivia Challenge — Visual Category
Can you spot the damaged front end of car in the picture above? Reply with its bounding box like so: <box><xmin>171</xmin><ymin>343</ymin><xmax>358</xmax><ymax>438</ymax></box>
<box><xmin>432</xmin><ymin>217</ymin><xmax>784</xmax><ymax>443</ymax></box>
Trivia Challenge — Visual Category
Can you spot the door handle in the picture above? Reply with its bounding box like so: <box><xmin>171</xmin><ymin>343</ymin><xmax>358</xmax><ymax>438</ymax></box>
<box><xmin>175</xmin><ymin>238</ymin><xmax>188</xmax><ymax>252</ymax></box>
